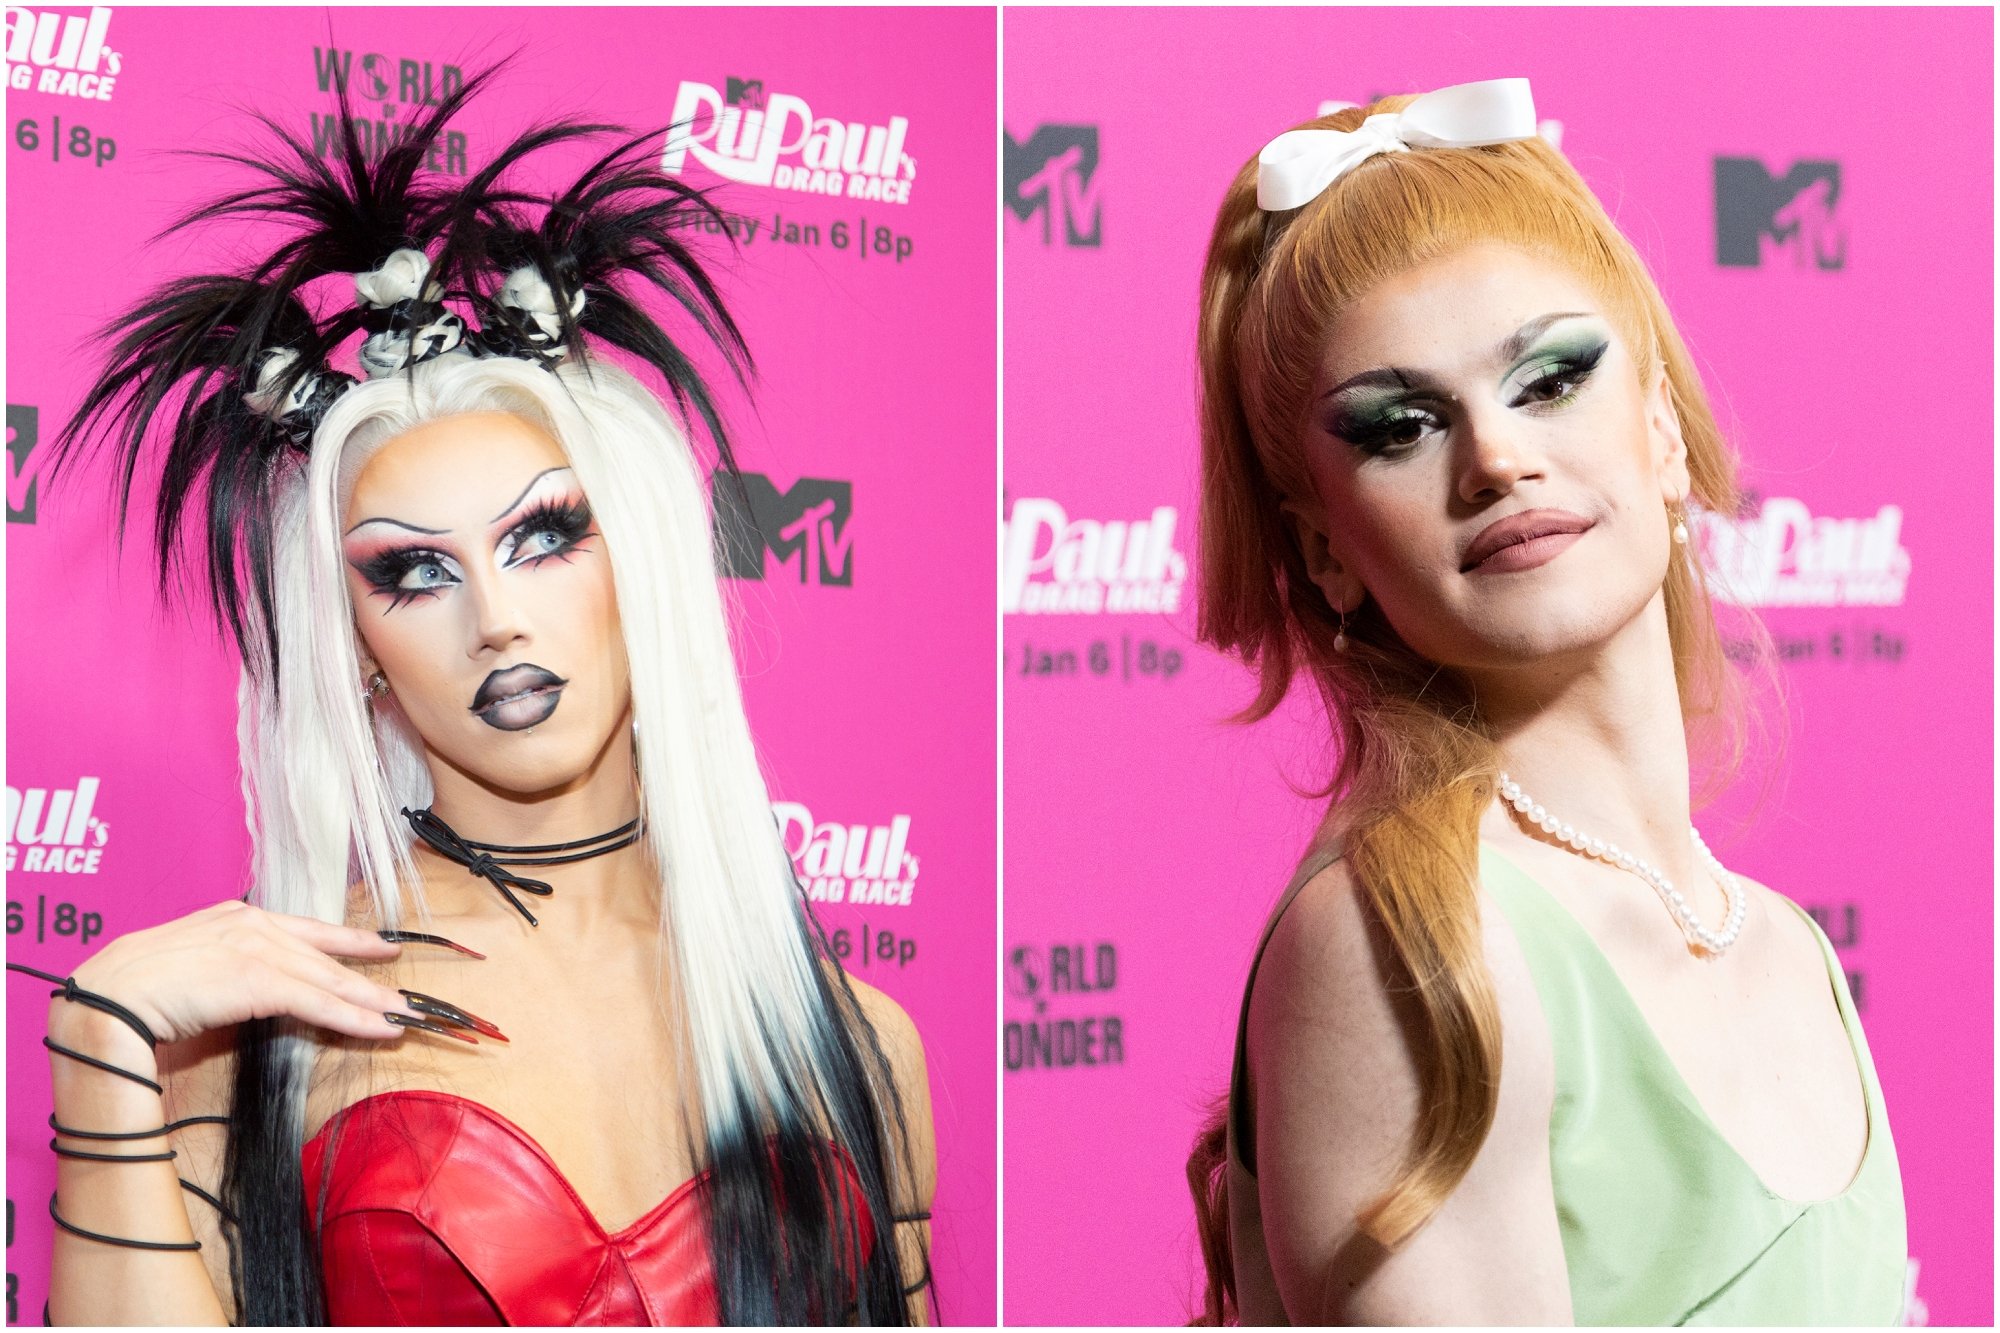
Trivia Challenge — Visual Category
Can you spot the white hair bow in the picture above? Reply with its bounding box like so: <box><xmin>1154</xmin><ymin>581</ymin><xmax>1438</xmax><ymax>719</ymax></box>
<box><xmin>1256</xmin><ymin>77</ymin><xmax>1540</xmax><ymax>212</ymax></box>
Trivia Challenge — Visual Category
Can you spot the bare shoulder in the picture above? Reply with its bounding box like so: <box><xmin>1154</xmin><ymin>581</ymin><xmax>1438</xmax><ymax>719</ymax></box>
<box><xmin>1729</xmin><ymin>869</ymin><xmax>1840</xmax><ymax>990</ymax></box>
<box><xmin>1249</xmin><ymin>856</ymin><xmax>1373</xmax><ymax>1023</ymax></box>
<box><xmin>844</xmin><ymin>973</ymin><xmax>924</xmax><ymax>1068</ymax></box>
<box><xmin>1245</xmin><ymin>854</ymin><xmax>1570</xmax><ymax>1323</ymax></box>
<box><xmin>1248</xmin><ymin>849</ymin><xmax>1555</xmax><ymax>1137</ymax></box>
<box><xmin>1246</xmin><ymin>856</ymin><xmax>1417</xmax><ymax>1110</ymax></box>
<box><xmin>841</xmin><ymin>972</ymin><xmax>933</xmax><ymax>1146</ymax></box>
<box><xmin>1245</xmin><ymin>856</ymin><xmax>1426</xmax><ymax>1179</ymax></box>
<box><xmin>340</xmin><ymin>877</ymin><xmax>395</xmax><ymax>935</ymax></box>
<box><xmin>833</xmin><ymin>970</ymin><xmax>936</xmax><ymax>1211</ymax></box>
<box><xmin>1735</xmin><ymin>868</ymin><xmax>1815</xmax><ymax>933</ymax></box>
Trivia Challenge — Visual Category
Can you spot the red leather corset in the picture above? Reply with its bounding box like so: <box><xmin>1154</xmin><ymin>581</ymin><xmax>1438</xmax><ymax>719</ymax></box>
<box><xmin>301</xmin><ymin>1089</ymin><xmax>873</xmax><ymax>1326</ymax></box>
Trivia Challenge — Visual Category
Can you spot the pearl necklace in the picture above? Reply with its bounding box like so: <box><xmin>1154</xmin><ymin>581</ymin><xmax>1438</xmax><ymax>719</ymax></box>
<box><xmin>1495</xmin><ymin>772</ymin><xmax>1746</xmax><ymax>956</ymax></box>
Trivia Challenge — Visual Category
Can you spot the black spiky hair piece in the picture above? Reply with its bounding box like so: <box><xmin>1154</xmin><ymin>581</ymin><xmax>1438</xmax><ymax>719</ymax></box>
<box><xmin>446</xmin><ymin>122</ymin><xmax>752</xmax><ymax>459</ymax></box>
<box><xmin>51</xmin><ymin>56</ymin><xmax>753</xmax><ymax>673</ymax></box>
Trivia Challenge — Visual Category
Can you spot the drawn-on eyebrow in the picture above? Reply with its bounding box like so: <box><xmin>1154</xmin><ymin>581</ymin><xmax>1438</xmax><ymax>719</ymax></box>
<box><xmin>489</xmin><ymin>467</ymin><xmax>576</xmax><ymax>525</ymax></box>
<box><xmin>1320</xmin><ymin>311</ymin><xmax>1599</xmax><ymax>401</ymax></box>
<box><xmin>343</xmin><ymin>517</ymin><xmax>449</xmax><ymax>538</ymax></box>
<box><xmin>342</xmin><ymin>467</ymin><xmax>578</xmax><ymax>538</ymax></box>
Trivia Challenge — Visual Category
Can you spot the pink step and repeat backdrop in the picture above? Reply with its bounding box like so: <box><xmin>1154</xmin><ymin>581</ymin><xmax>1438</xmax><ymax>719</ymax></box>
<box><xmin>5</xmin><ymin>6</ymin><xmax>995</xmax><ymax>1324</ymax></box>
<box><xmin>1004</xmin><ymin>7</ymin><xmax>1991</xmax><ymax>1327</ymax></box>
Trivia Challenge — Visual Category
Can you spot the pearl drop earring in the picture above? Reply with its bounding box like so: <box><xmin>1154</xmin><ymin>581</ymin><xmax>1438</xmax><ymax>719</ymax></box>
<box><xmin>1333</xmin><ymin>608</ymin><xmax>1350</xmax><ymax>654</ymax></box>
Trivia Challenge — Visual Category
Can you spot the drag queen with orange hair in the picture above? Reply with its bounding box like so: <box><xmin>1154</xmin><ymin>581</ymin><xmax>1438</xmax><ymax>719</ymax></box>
<box><xmin>1185</xmin><ymin>78</ymin><xmax>1904</xmax><ymax>1326</ymax></box>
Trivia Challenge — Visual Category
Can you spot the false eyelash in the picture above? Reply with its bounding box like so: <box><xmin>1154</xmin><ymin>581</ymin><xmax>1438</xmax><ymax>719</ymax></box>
<box><xmin>352</xmin><ymin>497</ymin><xmax>596</xmax><ymax>611</ymax></box>
<box><xmin>355</xmin><ymin>547</ymin><xmax>449</xmax><ymax>592</ymax></box>
<box><xmin>1518</xmin><ymin>340</ymin><xmax>1609</xmax><ymax>405</ymax></box>
<box><xmin>1338</xmin><ymin>410</ymin><xmax>1432</xmax><ymax>457</ymax></box>
<box><xmin>1518</xmin><ymin>364</ymin><xmax>1588</xmax><ymax>406</ymax></box>
<box><xmin>354</xmin><ymin>547</ymin><xmax>457</xmax><ymax>610</ymax></box>
<box><xmin>1335</xmin><ymin>346</ymin><xmax>1612</xmax><ymax>458</ymax></box>
<box><xmin>503</xmin><ymin>495</ymin><xmax>596</xmax><ymax>563</ymax></box>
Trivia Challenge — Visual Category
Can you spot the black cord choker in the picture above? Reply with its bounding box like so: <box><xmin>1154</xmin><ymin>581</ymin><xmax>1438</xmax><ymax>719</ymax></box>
<box><xmin>402</xmin><ymin>807</ymin><xmax>642</xmax><ymax>927</ymax></box>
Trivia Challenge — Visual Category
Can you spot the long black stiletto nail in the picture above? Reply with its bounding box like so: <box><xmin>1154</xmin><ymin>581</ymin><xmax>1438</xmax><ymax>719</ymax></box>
<box><xmin>378</xmin><ymin>930</ymin><xmax>487</xmax><ymax>960</ymax></box>
<box><xmin>399</xmin><ymin>989</ymin><xmax>509</xmax><ymax>1042</ymax></box>
<box><xmin>384</xmin><ymin>1011</ymin><xmax>478</xmax><ymax>1044</ymax></box>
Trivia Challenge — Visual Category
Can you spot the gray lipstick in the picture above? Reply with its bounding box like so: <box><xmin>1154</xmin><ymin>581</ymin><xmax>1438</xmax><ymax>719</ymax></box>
<box><xmin>470</xmin><ymin>664</ymin><xmax>568</xmax><ymax>732</ymax></box>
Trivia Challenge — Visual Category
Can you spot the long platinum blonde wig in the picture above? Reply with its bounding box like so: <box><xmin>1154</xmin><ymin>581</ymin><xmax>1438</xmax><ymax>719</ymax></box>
<box><xmin>236</xmin><ymin>351</ymin><xmax>910</xmax><ymax>1320</ymax></box>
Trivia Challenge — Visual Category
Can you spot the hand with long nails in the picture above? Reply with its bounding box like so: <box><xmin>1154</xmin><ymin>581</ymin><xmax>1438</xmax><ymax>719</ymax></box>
<box><xmin>43</xmin><ymin>902</ymin><xmax>490</xmax><ymax>1050</ymax></box>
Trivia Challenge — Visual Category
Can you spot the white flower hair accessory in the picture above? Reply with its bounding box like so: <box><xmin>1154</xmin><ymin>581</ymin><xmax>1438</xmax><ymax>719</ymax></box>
<box><xmin>1256</xmin><ymin>76</ymin><xmax>1540</xmax><ymax>213</ymax></box>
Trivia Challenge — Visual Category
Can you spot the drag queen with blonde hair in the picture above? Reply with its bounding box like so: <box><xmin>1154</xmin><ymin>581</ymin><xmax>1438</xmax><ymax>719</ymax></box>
<box><xmin>1185</xmin><ymin>78</ymin><xmax>1904</xmax><ymax>1325</ymax></box>
<box><xmin>21</xmin><ymin>66</ymin><xmax>934</xmax><ymax>1325</ymax></box>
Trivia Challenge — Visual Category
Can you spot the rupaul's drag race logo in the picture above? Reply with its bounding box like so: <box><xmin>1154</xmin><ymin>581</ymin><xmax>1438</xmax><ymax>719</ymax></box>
<box><xmin>307</xmin><ymin>45</ymin><xmax>470</xmax><ymax>174</ymax></box>
<box><xmin>6</xmin><ymin>779</ymin><xmax>109</xmax><ymax>875</ymax></box>
<box><xmin>662</xmin><ymin>77</ymin><xmax>916</xmax><ymax>205</ymax></box>
<box><xmin>1003</xmin><ymin>125</ymin><xmax>1101</xmax><ymax>247</ymax></box>
<box><xmin>1715</xmin><ymin>157</ymin><xmax>1845</xmax><ymax>270</ymax></box>
<box><xmin>713</xmin><ymin>472</ymin><xmax>854</xmax><ymax>587</ymax></box>
<box><xmin>774</xmin><ymin>803</ymin><xmax>919</xmax><ymax>908</ymax></box>
<box><xmin>1002</xmin><ymin>496</ymin><xmax>1186</xmax><ymax>615</ymax></box>
<box><xmin>1699</xmin><ymin>496</ymin><xmax>1909</xmax><ymax>608</ymax></box>
<box><xmin>4</xmin><ymin>5</ymin><xmax>121</xmax><ymax>100</ymax></box>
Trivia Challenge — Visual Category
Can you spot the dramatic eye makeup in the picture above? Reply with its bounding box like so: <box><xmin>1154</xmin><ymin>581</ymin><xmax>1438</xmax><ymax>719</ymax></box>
<box><xmin>497</xmin><ymin>494</ymin><xmax>596</xmax><ymax>569</ymax></box>
<box><xmin>1319</xmin><ymin>313</ymin><xmax>1613</xmax><ymax>458</ymax></box>
<box><xmin>347</xmin><ymin>541</ymin><xmax>465</xmax><ymax>611</ymax></box>
<box><xmin>491</xmin><ymin>466</ymin><xmax>598</xmax><ymax>572</ymax></box>
<box><xmin>1505</xmin><ymin>329</ymin><xmax>1610</xmax><ymax>406</ymax></box>
<box><xmin>342</xmin><ymin>470</ymin><xmax>599</xmax><ymax>612</ymax></box>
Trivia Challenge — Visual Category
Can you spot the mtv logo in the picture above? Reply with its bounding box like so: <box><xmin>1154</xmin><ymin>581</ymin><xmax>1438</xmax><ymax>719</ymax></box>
<box><xmin>1004</xmin><ymin>124</ymin><xmax>1101</xmax><ymax>247</ymax></box>
<box><xmin>7</xmin><ymin>404</ymin><xmax>38</xmax><ymax>525</ymax></box>
<box><xmin>713</xmin><ymin>472</ymin><xmax>854</xmax><ymax>586</ymax></box>
<box><xmin>725</xmin><ymin>77</ymin><xmax>765</xmax><ymax>109</ymax></box>
<box><xmin>1714</xmin><ymin>157</ymin><xmax>1845</xmax><ymax>269</ymax></box>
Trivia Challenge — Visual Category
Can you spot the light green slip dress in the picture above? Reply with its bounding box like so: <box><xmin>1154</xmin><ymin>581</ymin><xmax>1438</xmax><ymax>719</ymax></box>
<box><xmin>1479</xmin><ymin>844</ymin><xmax>1907</xmax><ymax>1325</ymax></box>
<box><xmin>1224</xmin><ymin>843</ymin><xmax>1908</xmax><ymax>1325</ymax></box>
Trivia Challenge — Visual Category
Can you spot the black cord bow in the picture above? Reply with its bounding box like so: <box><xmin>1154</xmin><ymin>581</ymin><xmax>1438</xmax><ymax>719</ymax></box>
<box><xmin>403</xmin><ymin>807</ymin><xmax>555</xmax><ymax>927</ymax></box>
